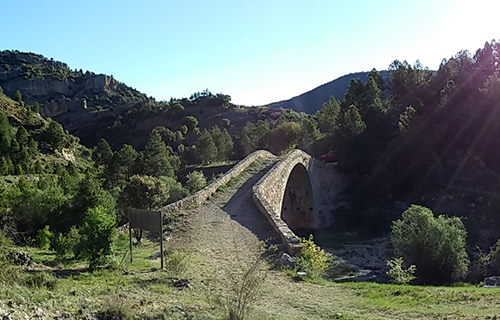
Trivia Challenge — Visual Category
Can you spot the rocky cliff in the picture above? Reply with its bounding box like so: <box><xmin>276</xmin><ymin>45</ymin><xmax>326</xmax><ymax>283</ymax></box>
<box><xmin>0</xmin><ymin>50</ymin><xmax>147</xmax><ymax>118</ymax></box>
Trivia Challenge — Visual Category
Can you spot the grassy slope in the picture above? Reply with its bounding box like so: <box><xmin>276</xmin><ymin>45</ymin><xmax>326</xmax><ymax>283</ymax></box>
<box><xmin>1</xmin><ymin>161</ymin><xmax>500</xmax><ymax>319</ymax></box>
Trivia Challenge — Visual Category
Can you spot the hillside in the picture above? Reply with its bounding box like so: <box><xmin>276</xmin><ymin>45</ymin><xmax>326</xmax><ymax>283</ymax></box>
<box><xmin>0</xmin><ymin>51</ymin><xmax>280</xmax><ymax>149</ymax></box>
<box><xmin>0</xmin><ymin>90</ymin><xmax>92</xmax><ymax>175</ymax></box>
<box><xmin>265</xmin><ymin>71</ymin><xmax>390</xmax><ymax>114</ymax></box>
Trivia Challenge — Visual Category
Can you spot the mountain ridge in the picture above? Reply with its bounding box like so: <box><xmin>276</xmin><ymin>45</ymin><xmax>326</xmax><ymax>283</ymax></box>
<box><xmin>264</xmin><ymin>70</ymin><xmax>390</xmax><ymax>114</ymax></box>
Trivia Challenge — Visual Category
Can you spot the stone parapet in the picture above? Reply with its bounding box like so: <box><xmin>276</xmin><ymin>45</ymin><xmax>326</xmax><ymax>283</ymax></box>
<box><xmin>161</xmin><ymin>150</ymin><xmax>275</xmax><ymax>215</ymax></box>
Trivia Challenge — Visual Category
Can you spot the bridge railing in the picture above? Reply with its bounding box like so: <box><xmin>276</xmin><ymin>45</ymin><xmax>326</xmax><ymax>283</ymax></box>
<box><xmin>161</xmin><ymin>150</ymin><xmax>275</xmax><ymax>215</ymax></box>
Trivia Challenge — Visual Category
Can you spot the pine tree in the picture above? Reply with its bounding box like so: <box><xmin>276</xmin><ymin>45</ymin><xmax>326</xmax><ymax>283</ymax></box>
<box><xmin>342</xmin><ymin>79</ymin><xmax>364</xmax><ymax>111</ymax></box>
<box><xmin>197</xmin><ymin>129</ymin><xmax>217</xmax><ymax>164</ymax></box>
<box><xmin>0</xmin><ymin>113</ymin><xmax>11</xmax><ymax>154</ymax></box>
<box><xmin>14</xmin><ymin>90</ymin><xmax>23</xmax><ymax>104</ymax></box>
<box><xmin>142</xmin><ymin>131</ymin><xmax>174</xmax><ymax>177</ymax></box>
<box><xmin>93</xmin><ymin>138</ymin><xmax>113</xmax><ymax>166</ymax></box>
<box><xmin>316</xmin><ymin>96</ymin><xmax>341</xmax><ymax>134</ymax></box>
<box><xmin>28</xmin><ymin>137</ymin><xmax>38</xmax><ymax>155</ymax></box>
<box><xmin>10</xmin><ymin>138</ymin><xmax>20</xmax><ymax>163</ymax></box>
<box><xmin>6</xmin><ymin>157</ymin><xmax>14</xmax><ymax>174</ymax></box>
<box><xmin>0</xmin><ymin>157</ymin><xmax>8</xmax><ymax>175</ymax></box>
<box><xmin>32</xmin><ymin>101</ymin><xmax>40</xmax><ymax>114</ymax></box>
<box><xmin>216</xmin><ymin>128</ymin><xmax>234</xmax><ymax>160</ymax></box>
<box><xmin>16</xmin><ymin>126</ymin><xmax>29</xmax><ymax>146</ymax></box>
<box><xmin>338</xmin><ymin>105</ymin><xmax>366</xmax><ymax>140</ymax></box>
<box><xmin>107</xmin><ymin>144</ymin><xmax>138</xmax><ymax>188</ymax></box>
<box><xmin>46</xmin><ymin>120</ymin><xmax>65</xmax><ymax>150</ymax></box>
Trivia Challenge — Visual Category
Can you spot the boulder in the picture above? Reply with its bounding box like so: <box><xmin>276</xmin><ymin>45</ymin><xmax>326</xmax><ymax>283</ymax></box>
<box><xmin>7</xmin><ymin>252</ymin><xmax>32</xmax><ymax>266</ymax></box>
<box><xmin>482</xmin><ymin>276</ymin><xmax>500</xmax><ymax>288</ymax></box>
<box><xmin>275</xmin><ymin>252</ymin><xmax>296</xmax><ymax>269</ymax></box>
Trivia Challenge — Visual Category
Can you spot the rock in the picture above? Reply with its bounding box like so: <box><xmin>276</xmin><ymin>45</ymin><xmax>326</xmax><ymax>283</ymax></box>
<box><xmin>482</xmin><ymin>276</ymin><xmax>500</xmax><ymax>287</ymax></box>
<box><xmin>7</xmin><ymin>252</ymin><xmax>32</xmax><ymax>266</ymax></box>
<box><xmin>172</xmin><ymin>279</ymin><xmax>190</xmax><ymax>290</ymax></box>
<box><xmin>275</xmin><ymin>253</ymin><xmax>296</xmax><ymax>268</ymax></box>
<box><xmin>334</xmin><ymin>269</ymin><xmax>376</xmax><ymax>283</ymax></box>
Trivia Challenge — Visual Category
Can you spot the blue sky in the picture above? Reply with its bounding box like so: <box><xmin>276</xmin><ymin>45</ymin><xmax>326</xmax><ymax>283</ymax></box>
<box><xmin>1</xmin><ymin>0</ymin><xmax>499</xmax><ymax>105</ymax></box>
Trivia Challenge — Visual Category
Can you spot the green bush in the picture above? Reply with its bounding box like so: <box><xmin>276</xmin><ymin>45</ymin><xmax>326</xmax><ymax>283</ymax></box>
<box><xmin>0</xmin><ymin>230</ymin><xmax>19</xmax><ymax>286</ymax></box>
<box><xmin>185</xmin><ymin>170</ymin><xmax>206</xmax><ymax>193</ymax></box>
<box><xmin>295</xmin><ymin>235</ymin><xmax>329</xmax><ymax>279</ymax></box>
<box><xmin>22</xmin><ymin>271</ymin><xmax>57</xmax><ymax>290</ymax></box>
<box><xmin>53</xmin><ymin>226</ymin><xmax>80</xmax><ymax>259</ymax></box>
<box><xmin>35</xmin><ymin>225</ymin><xmax>53</xmax><ymax>250</ymax></box>
<box><xmin>80</xmin><ymin>206</ymin><xmax>116</xmax><ymax>269</ymax></box>
<box><xmin>493</xmin><ymin>238</ymin><xmax>500</xmax><ymax>270</ymax></box>
<box><xmin>391</xmin><ymin>205</ymin><xmax>469</xmax><ymax>284</ymax></box>
<box><xmin>386</xmin><ymin>257</ymin><xmax>416</xmax><ymax>284</ymax></box>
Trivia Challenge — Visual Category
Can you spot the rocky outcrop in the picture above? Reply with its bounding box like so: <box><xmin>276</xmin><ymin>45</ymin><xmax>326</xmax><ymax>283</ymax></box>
<box><xmin>41</xmin><ymin>97</ymin><xmax>87</xmax><ymax>118</ymax></box>
<box><xmin>0</xmin><ymin>50</ymin><xmax>146</xmax><ymax>112</ymax></box>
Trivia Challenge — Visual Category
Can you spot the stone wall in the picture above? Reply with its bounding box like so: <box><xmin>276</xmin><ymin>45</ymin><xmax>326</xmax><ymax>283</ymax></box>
<box><xmin>161</xmin><ymin>150</ymin><xmax>275</xmax><ymax>215</ymax></box>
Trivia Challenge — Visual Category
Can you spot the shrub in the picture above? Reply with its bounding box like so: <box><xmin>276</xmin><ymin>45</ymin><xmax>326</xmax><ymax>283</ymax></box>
<box><xmin>35</xmin><ymin>225</ymin><xmax>53</xmax><ymax>250</ymax></box>
<box><xmin>80</xmin><ymin>206</ymin><xmax>116</xmax><ymax>269</ymax></box>
<box><xmin>295</xmin><ymin>235</ymin><xmax>329</xmax><ymax>279</ymax></box>
<box><xmin>226</xmin><ymin>259</ymin><xmax>267</xmax><ymax>320</ymax></box>
<box><xmin>0</xmin><ymin>230</ymin><xmax>19</xmax><ymax>286</ymax></box>
<box><xmin>493</xmin><ymin>238</ymin><xmax>500</xmax><ymax>270</ymax></box>
<box><xmin>164</xmin><ymin>250</ymin><xmax>189</xmax><ymax>278</ymax></box>
<box><xmin>120</xmin><ymin>175</ymin><xmax>169</xmax><ymax>211</ymax></box>
<box><xmin>386</xmin><ymin>257</ymin><xmax>416</xmax><ymax>284</ymax></box>
<box><xmin>53</xmin><ymin>226</ymin><xmax>80</xmax><ymax>260</ymax></box>
<box><xmin>391</xmin><ymin>205</ymin><xmax>469</xmax><ymax>284</ymax></box>
<box><xmin>22</xmin><ymin>271</ymin><xmax>57</xmax><ymax>290</ymax></box>
<box><xmin>185</xmin><ymin>170</ymin><xmax>206</xmax><ymax>193</ymax></box>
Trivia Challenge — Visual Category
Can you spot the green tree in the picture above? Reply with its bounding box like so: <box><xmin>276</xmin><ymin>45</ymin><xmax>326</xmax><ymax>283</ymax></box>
<box><xmin>45</xmin><ymin>120</ymin><xmax>65</xmax><ymax>151</ymax></box>
<box><xmin>316</xmin><ymin>96</ymin><xmax>341</xmax><ymax>134</ymax></box>
<box><xmin>169</xmin><ymin>103</ymin><xmax>185</xmax><ymax>117</ymax></box>
<box><xmin>106</xmin><ymin>144</ymin><xmax>138</xmax><ymax>188</ymax></box>
<box><xmin>35</xmin><ymin>225</ymin><xmax>53</xmax><ymax>250</ymax></box>
<box><xmin>0</xmin><ymin>113</ymin><xmax>11</xmax><ymax>154</ymax></box>
<box><xmin>80</xmin><ymin>206</ymin><xmax>116</xmax><ymax>269</ymax></box>
<box><xmin>0</xmin><ymin>157</ymin><xmax>9</xmax><ymax>175</ymax></box>
<box><xmin>337</xmin><ymin>105</ymin><xmax>366</xmax><ymax>140</ymax></box>
<box><xmin>341</xmin><ymin>79</ymin><xmax>364</xmax><ymax>111</ymax></box>
<box><xmin>72</xmin><ymin>177</ymin><xmax>116</xmax><ymax>228</ymax></box>
<box><xmin>300</xmin><ymin>117</ymin><xmax>321</xmax><ymax>147</ymax></box>
<box><xmin>267</xmin><ymin>121</ymin><xmax>301</xmax><ymax>155</ymax></box>
<box><xmin>32</xmin><ymin>101</ymin><xmax>40</xmax><ymax>114</ymax></box>
<box><xmin>27</xmin><ymin>137</ymin><xmax>38</xmax><ymax>155</ymax></box>
<box><xmin>120</xmin><ymin>175</ymin><xmax>169</xmax><ymax>211</ymax></box>
<box><xmin>185</xmin><ymin>171</ymin><xmax>206</xmax><ymax>193</ymax></box>
<box><xmin>197</xmin><ymin>129</ymin><xmax>218</xmax><ymax>164</ymax></box>
<box><xmin>141</xmin><ymin>131</ymin><xmax>174</xmax><ymax>177</ymax></box>
<box><xmin>210</xmin><ymin>125</ymin><xmax>233</xmax><ymax>161</ymax></box>
<box><xmin>180</xmin><ymin>124</ymin><xmax>188</xmax><ymax>135</ymax></box>
<box><xmin>93</xmin><ymin>138</ymin><xmax>113</xmax><ymax>166</ymax></box>
<box><xmin>14</xmin><ymin>90</ymin><xmax>22</xmax><ymax>104</ymax></box>
<box><xmin>15</xmin><ymin>126</ymin><xmax>29</xmax><ymax>147</ymax></box>
<box><xmin>184</xmin><ymin>116</ymin><xmax>199</xmax><ymax>130</ymax></box>
<box><xmin>391</xmin><ymin>205</ymin><xmax>469</xmax><ymax>284</ymax></box>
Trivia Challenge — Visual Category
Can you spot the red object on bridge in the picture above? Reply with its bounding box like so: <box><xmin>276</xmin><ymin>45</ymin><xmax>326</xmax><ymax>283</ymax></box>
<box><xmin>319</xmin><ymin>151</ymin><xmax>337</xmax><ymax>163</ymax></box>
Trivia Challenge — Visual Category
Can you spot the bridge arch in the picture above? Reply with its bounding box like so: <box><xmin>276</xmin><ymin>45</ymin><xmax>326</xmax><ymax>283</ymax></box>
<box><xmin>281</xmin><ymin>163</ymin><xmax>315</xmax><ymax>236</ymax></box>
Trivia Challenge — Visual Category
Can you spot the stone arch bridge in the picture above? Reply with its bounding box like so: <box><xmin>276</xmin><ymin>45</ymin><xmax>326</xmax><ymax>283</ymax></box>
<box><xmin>162</xmin><ymin>149</ymin><xmax>347</xmax><ymax>254</ymax></box>
<box><xmin>252</xmin><ymin>149</ymin><xmax>347</xmax><ymax>253</ymax></box>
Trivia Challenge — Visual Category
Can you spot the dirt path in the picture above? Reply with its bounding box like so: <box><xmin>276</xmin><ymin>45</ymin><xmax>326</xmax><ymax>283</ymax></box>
<box><xmin>169</xmin><ymin>161</ymin><xmax>373</xmax><ymax>319</ymax></box>
<box><xmin>168</xmin><ymin>160</ymin><xmax>500</xmax><ymax>320</ymax></box>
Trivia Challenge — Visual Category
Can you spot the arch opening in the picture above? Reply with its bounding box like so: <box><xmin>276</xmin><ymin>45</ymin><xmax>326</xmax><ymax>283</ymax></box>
<box><xmin>281</xmin><ymin>163</ymin><xmax>315</xmax><ymax>237</ymax></box>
